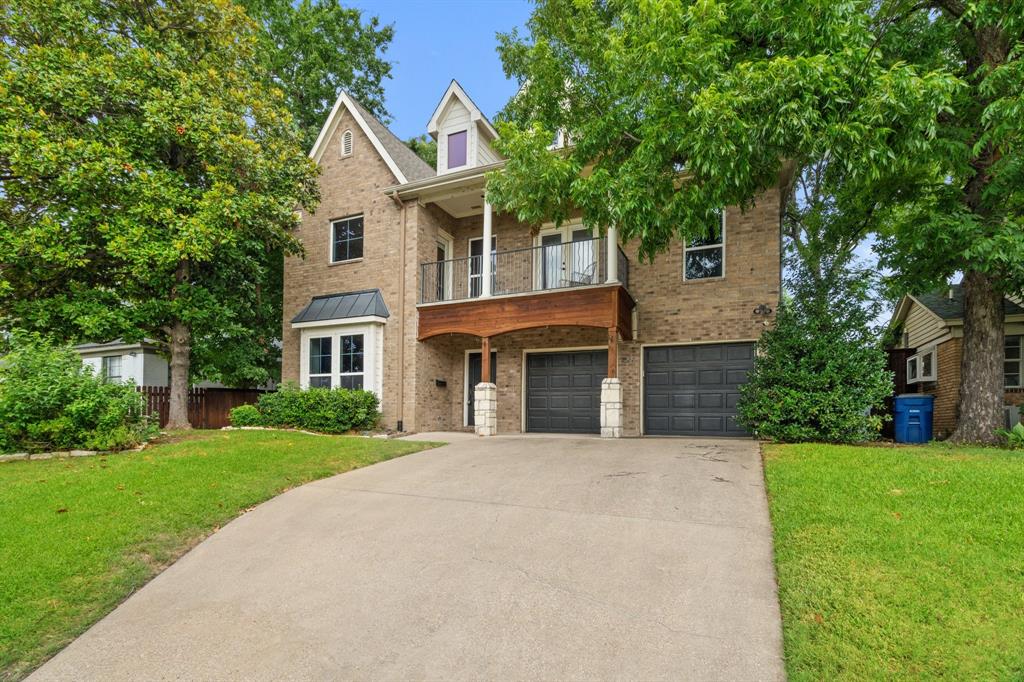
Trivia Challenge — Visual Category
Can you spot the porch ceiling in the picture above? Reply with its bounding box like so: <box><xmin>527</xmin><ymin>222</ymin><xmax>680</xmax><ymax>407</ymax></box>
<box><xmin>417</xmin><ymin>284</ymin><xmax>634</xmax><ymax>341</ymax></box>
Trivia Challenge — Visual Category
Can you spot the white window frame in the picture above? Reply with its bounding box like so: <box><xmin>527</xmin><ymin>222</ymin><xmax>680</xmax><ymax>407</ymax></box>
<box><xmin>447</xmin><ymin>129</ymin><xmax>468</xmax><ymax>169</ymax></box>
<box><xmin>307</xmin><ymin>337</ymin><xmax>333</xmax><ymax>388</ymax></box>
<box><xmin>1005</xmin><ymin>335</ymin><xmax>1022</xmax><ymax>388</ymax></box>
<box><xmin>340</xmin><ymin>129</ymin><xmax>353</xmax><ymax>158</ymax></box>
<box><xmin>296</xmin><ymin>320</ymin><xmax>385</xmax><ymax>402</ymax></box>
<box><xmin>683</xmin><ymin>210</ymin><xmax>726</xmax><ymax>281</ymax></box>
<box><xmin>101</xmin><ymin>355</ymin><xmax>123</xmax><ymax>382</ymax></box>
<box><xmin>907</xmin><ymin>346</ymin><xmax>937</xmax><ymax>384</ymax></box>
<box><xmin>337</xmin><ymin>333</ymin><xmax>365</xmax><ymax>390</ymax></box>
<box><xmin>329</xmin><ymin>214</ymin><xmax>364</xmax><ymax>264</ymax></box>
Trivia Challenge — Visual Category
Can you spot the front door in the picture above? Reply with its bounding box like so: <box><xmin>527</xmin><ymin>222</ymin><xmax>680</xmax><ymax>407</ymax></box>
<box><xmin>466</xmin><ymin>351</ymin><xmax>497</xmax><ymax>426</ymax></box>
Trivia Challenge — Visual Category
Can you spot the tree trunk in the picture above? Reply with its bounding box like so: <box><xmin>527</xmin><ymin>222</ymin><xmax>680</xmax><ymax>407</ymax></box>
<box><xmin>165</xmin><ymin>319</ymin><xmax>192</xmax><ymax>430</ymax></box>
<box><xmin>949</xmin><ymin>270</ymin><xmax>1004</xmax><ymax>444</ymax></box>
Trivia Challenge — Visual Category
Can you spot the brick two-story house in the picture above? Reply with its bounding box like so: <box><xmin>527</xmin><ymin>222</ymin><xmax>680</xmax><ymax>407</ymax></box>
<box><xmin>282</xmin><ymin>81</ymin><xmax>784</xmax><ymax>437</ymax></box>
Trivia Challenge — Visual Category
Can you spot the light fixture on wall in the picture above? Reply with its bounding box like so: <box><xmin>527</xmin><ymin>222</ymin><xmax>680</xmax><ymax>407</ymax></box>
<box><xmin>753</xmin><ymin>303</ymin><xmax>773</xmax><ymax>316</ymax></box>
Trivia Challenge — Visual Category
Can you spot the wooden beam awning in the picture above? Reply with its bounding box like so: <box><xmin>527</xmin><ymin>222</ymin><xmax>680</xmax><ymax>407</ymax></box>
<box><xmin>417</xmin><ymin>284</ymin><xmax>634</xmax><ymax>340</ymax></box>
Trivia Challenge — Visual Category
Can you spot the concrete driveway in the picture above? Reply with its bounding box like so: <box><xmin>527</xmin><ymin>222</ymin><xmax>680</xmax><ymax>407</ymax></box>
<box><xmin>32</xmin><ymin>434</ymin><xmax>784</xmax><ymax>681</ymax></box>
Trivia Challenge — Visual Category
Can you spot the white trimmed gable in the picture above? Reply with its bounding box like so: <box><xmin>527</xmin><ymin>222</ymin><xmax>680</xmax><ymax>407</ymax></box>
<box><xmin>427</xmin><ymin>80</ymin><xmax>501</xmax><ymax>175</ymax></box>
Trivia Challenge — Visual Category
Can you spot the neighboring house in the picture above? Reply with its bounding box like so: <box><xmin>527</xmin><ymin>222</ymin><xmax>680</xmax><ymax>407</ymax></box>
<box><xmin>74</xmin><ymin>340</ymin><xmax>231</xmax><ymax>389</ymax></box>
<box><xmin>890</xmin><ymin>285</ymin><xmax>1024</xmax><ymax>437</ymax></box>
<box><xmin>282</xmin><ymin>80</ymin><xmax>784</xmax><ymax>437</ymax></box>
<box><xmin>75</xmin><ymin>340</ymin><xmax>173</xmax><ymax>386</ymax></box>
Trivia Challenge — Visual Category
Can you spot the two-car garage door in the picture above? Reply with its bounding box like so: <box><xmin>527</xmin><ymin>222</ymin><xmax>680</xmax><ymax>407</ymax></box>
<box><xmin>643</xmin><ymin>342</ymin><xmax>755</xmax><ymax>437</ymax></box>
<box><xmin>523</xmin><ymin>343</ymin><xmax>754</xmax><ymax>436</ymax></box>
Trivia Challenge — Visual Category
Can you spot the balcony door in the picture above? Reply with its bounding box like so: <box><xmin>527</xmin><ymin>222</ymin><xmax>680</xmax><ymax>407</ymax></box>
<box><xmin>535</xmin><ymin>224</ymin><xmax>597</xmax><ymax>291</ymax></box>
<box><xmin>468</xmin><ymin>236</ymin><xmax>496</xmax><ymax>298</ymax></box>
<box><xmin>434</xmin><ymin>231</ymin><xmax>453</xmax><ymax>302</ymax></box>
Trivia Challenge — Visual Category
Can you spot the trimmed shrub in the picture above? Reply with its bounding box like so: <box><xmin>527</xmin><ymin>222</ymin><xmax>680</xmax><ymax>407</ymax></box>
<box><xmin>229</xmin><ymin>404</ymin><xmax>263</xmax><ymax>427</ymax></box>
<box><xmin>251</xmin><ymin>383</ymin><xmax>379</xmax><ymax>433</ymax></box>
<box><xmin>0</xmin><ymin>334</ymin><xmax>154</xmax><ymax>453</ymax></box>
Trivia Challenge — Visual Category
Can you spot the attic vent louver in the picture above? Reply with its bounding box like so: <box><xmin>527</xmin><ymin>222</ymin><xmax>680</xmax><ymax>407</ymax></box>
<box><xmin>341</xmin><ymin>129</ymin><xmax>353</xmax><ymax>157</ymax></box>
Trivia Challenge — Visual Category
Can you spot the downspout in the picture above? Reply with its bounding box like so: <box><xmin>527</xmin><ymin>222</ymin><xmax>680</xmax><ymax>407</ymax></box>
<box><xmin>390</xmin><ymin>190</ymin><xmax>407</xmax><ymax>432</ymax></box>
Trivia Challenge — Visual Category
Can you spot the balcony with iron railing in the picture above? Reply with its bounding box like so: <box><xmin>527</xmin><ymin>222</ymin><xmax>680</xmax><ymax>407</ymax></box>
<box><xmin>419</xmin><ymin>237</ymin><xmax>629</xmax><ymax>305</ymax></box>
<box><xmin>417</xmin><ymin>236</ymin><xmax>634</xmax><ymax>341</ymax></box>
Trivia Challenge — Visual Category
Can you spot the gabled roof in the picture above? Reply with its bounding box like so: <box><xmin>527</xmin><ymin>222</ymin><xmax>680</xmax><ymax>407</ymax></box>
<box><xmin>291</xmin><ymin>289</ymin><xmax>390</xmax><ymax>325</ymax></box>
<box><xmin>308</xmin><ymin>92</ymin><xmax>434</xmax><ymax>184</ymax></box>
<box><xmin>892</xmin><ymin>284</ymin><xmax>1024</xmax><ymax>327</ymax></box>
<box><xmin>426</xmin><ymin>80</ymin><xmax>499</xmax><ymax>140</ymax></box>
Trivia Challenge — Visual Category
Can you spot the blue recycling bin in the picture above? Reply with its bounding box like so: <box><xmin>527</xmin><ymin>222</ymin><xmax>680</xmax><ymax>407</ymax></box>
<box><xmin>893</xmin><ymin>394</ymin><xmax>934</xmax><ymax>443</ymax></box>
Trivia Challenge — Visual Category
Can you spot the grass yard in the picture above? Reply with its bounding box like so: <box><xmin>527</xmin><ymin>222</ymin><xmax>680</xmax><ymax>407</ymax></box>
<box><xmin>764</xmin><ymin>442</ymin><xmax>1024</xmax><ymax>680</ymax></box>
<box><xmin>0</xmin><ymin>430</ymin><xmax>436</xmax><ymax>680</ymax></box>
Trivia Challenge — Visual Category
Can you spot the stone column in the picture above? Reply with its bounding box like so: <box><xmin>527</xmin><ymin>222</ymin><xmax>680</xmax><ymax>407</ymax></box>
<box><xmin>600</xmin><ymin>378</ymin><xmax>623</xmax><ymax>438</ymax></box>
<box><xmin>474</xmin><ymin>382</ymin><xmax>497</xmax><ymax>436</ymax></box>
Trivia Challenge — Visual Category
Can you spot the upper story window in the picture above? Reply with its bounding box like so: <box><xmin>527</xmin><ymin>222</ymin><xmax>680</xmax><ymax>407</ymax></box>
<box><xmin>1006</xmin><ymin>336</ymin><xmax>1022</xmax><ymax>387</ymax></box>
<box><xmin>340</xmin><ymin>129</ymin><xmax>353</xmax><ymax>158</ymax></box>
<box><xmin>448</xmin><ymin>130</ymin><xmax>467</xmax><ymax>168</ymax></box>
<box><xmin>683</xmin><ymin>210</ymin><xmax>725</xmax><ymax>280</ymax></box>
<box><xmin>102</xmin><ymin>355</ymin><xmax>122</xmax><ymax>382</ymax></box>
<box><xmin>331</xmin><ymin>215</ymin><xmax>363</xmax><ymax>263</ymax></box>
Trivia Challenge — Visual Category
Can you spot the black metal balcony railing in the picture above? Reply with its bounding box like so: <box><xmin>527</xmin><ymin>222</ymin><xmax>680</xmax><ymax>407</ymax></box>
<box><xmin>419</xmin><ymin>236</ymin><xmax>630</xmax><ymax>304</ymax></box>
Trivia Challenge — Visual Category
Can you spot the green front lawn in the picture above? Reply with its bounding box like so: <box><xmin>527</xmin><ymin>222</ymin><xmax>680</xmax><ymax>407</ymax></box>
<box><xmin>765</xmin><ymin>443</ymin><xmax>1024</xmax><ymax>680</ymax></box>
<box><xmin>0</xmin><ymin>430</ymin><xmax>436</xmax><ymax>680</ymax></box>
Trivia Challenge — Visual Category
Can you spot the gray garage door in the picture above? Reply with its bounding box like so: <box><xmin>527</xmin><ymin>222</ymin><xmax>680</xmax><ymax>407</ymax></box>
<box><xmin>644</xmin><ymin>343</ymin><xmax>755</xmax><ymax>436</ymax></box>
<box><xmin>526</xmin><ymin>350</ymin><xmax>608</xmax><ymax>434</ymax></box>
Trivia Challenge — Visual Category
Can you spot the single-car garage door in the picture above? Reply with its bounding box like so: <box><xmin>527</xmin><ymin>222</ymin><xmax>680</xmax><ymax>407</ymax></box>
<box><xmin>644</xmin><ymin>342</ymin><xmax>755</xmax><ymax>436</ymax></box>
<box><xmin>526</xmin><ymin>350</ymin><xmax>607</xmax><ymax>434</ymax></box>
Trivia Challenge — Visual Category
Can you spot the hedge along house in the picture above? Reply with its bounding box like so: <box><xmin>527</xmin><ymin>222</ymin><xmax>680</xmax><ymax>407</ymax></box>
<box><xmin>281</xmin><ymin>80</ymin><xmax>785</xmax><ymax>437</ymax></box>
<box><xmin>890</xmin><ymin>285</ymin><xmax>1024</xmax><ymax>438</ymax></box>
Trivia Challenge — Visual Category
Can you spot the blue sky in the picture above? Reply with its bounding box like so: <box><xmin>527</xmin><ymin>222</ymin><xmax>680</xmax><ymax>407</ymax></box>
<box><xmin>347</xmin><ymin>0</ymin><xmax>533</xmax><ymax>141</ymax></box>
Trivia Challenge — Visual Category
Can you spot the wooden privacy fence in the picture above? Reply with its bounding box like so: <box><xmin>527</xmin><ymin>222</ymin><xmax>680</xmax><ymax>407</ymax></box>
<box><xmin>140</xmin><ymin>387</ymin><xmax>271</xmax><ymax>429</ymax></box>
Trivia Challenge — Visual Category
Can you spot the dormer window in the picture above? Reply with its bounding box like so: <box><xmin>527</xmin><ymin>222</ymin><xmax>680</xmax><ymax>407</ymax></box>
<box><xmin>340</xmin><ymin>129</ymin><xmax>353</xmax><ymax>158</ymax></box>
<box><xmin>447</xmin><ymin>130</ymin><xmax>467</xmax><ymax>168</ymax></box>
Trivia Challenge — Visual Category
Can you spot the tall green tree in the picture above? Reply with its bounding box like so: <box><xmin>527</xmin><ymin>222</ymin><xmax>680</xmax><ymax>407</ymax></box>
<box><xmin>487</xmin><ymin>0</ymin><xmax>1021</xmax><ymax>443</ymax></box>
<box><xmin>405</xmin><ymin>135</ymin><xmax>438</xmax><ymax>168</ymax></box>
<box><xmin>238</xmin><ymin>0</ymin><xmax>394</xmax><ymax>151</ymax></box>
<box><xmin>0</xmin><ymin>0</ymin><xmax>319</xmax><ymax>428</ymax></box>
<box><xmin>872</xmin><ymin>2</ymin><xmax>1024</xmax><ymax>442</ymax></box>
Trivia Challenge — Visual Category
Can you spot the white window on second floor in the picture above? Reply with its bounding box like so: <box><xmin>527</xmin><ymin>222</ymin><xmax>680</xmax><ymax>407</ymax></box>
<box><xmin>340</xmin><ymin>129</ymin><xmax>353</xmax><ymax>158</ymax></box>
<box><xmin>683</xmin><ymin>210</ymin><xmax>725</xmax><ymax>281</ymax></box>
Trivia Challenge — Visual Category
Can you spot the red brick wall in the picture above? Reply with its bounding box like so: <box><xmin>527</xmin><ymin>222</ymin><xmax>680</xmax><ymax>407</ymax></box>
<box><xmin>918</xmin><ymin>338</ymin><xmax>960</xmax><ymax>438</ymax></box>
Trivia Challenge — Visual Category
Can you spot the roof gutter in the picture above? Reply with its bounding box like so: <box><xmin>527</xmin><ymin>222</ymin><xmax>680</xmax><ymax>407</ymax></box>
<box><xmin>383</xmin><ymin>161</ymin><xmax>506</xmax><ymax>200</ymax></box>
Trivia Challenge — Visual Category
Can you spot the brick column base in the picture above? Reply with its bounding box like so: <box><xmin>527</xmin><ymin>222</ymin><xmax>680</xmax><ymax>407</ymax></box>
<box><xmin>600</xmin><ymin>378</ymin><xmax>622</xmax><ymax>438</ymax></box>
<box><xmin>474</xmin><ymin>382</ymin><xmax>497</xmax><ymax>436</ymax></box>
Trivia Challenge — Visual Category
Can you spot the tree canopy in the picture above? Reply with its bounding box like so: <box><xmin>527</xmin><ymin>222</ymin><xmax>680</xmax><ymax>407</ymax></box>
<box><xmin>238</xmin><ymin>0</ymin><xmax>394</xmax><ymax>151</ymax></box>
<box><xmin>0</xmin><ymin>0</ymin><xmax>320</xmax><ymax>425</ymax></box>
<box><xmin>488</xmin><ymin>0</ymin><xmax>1023</xmax><ymax>442</ymax></box>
